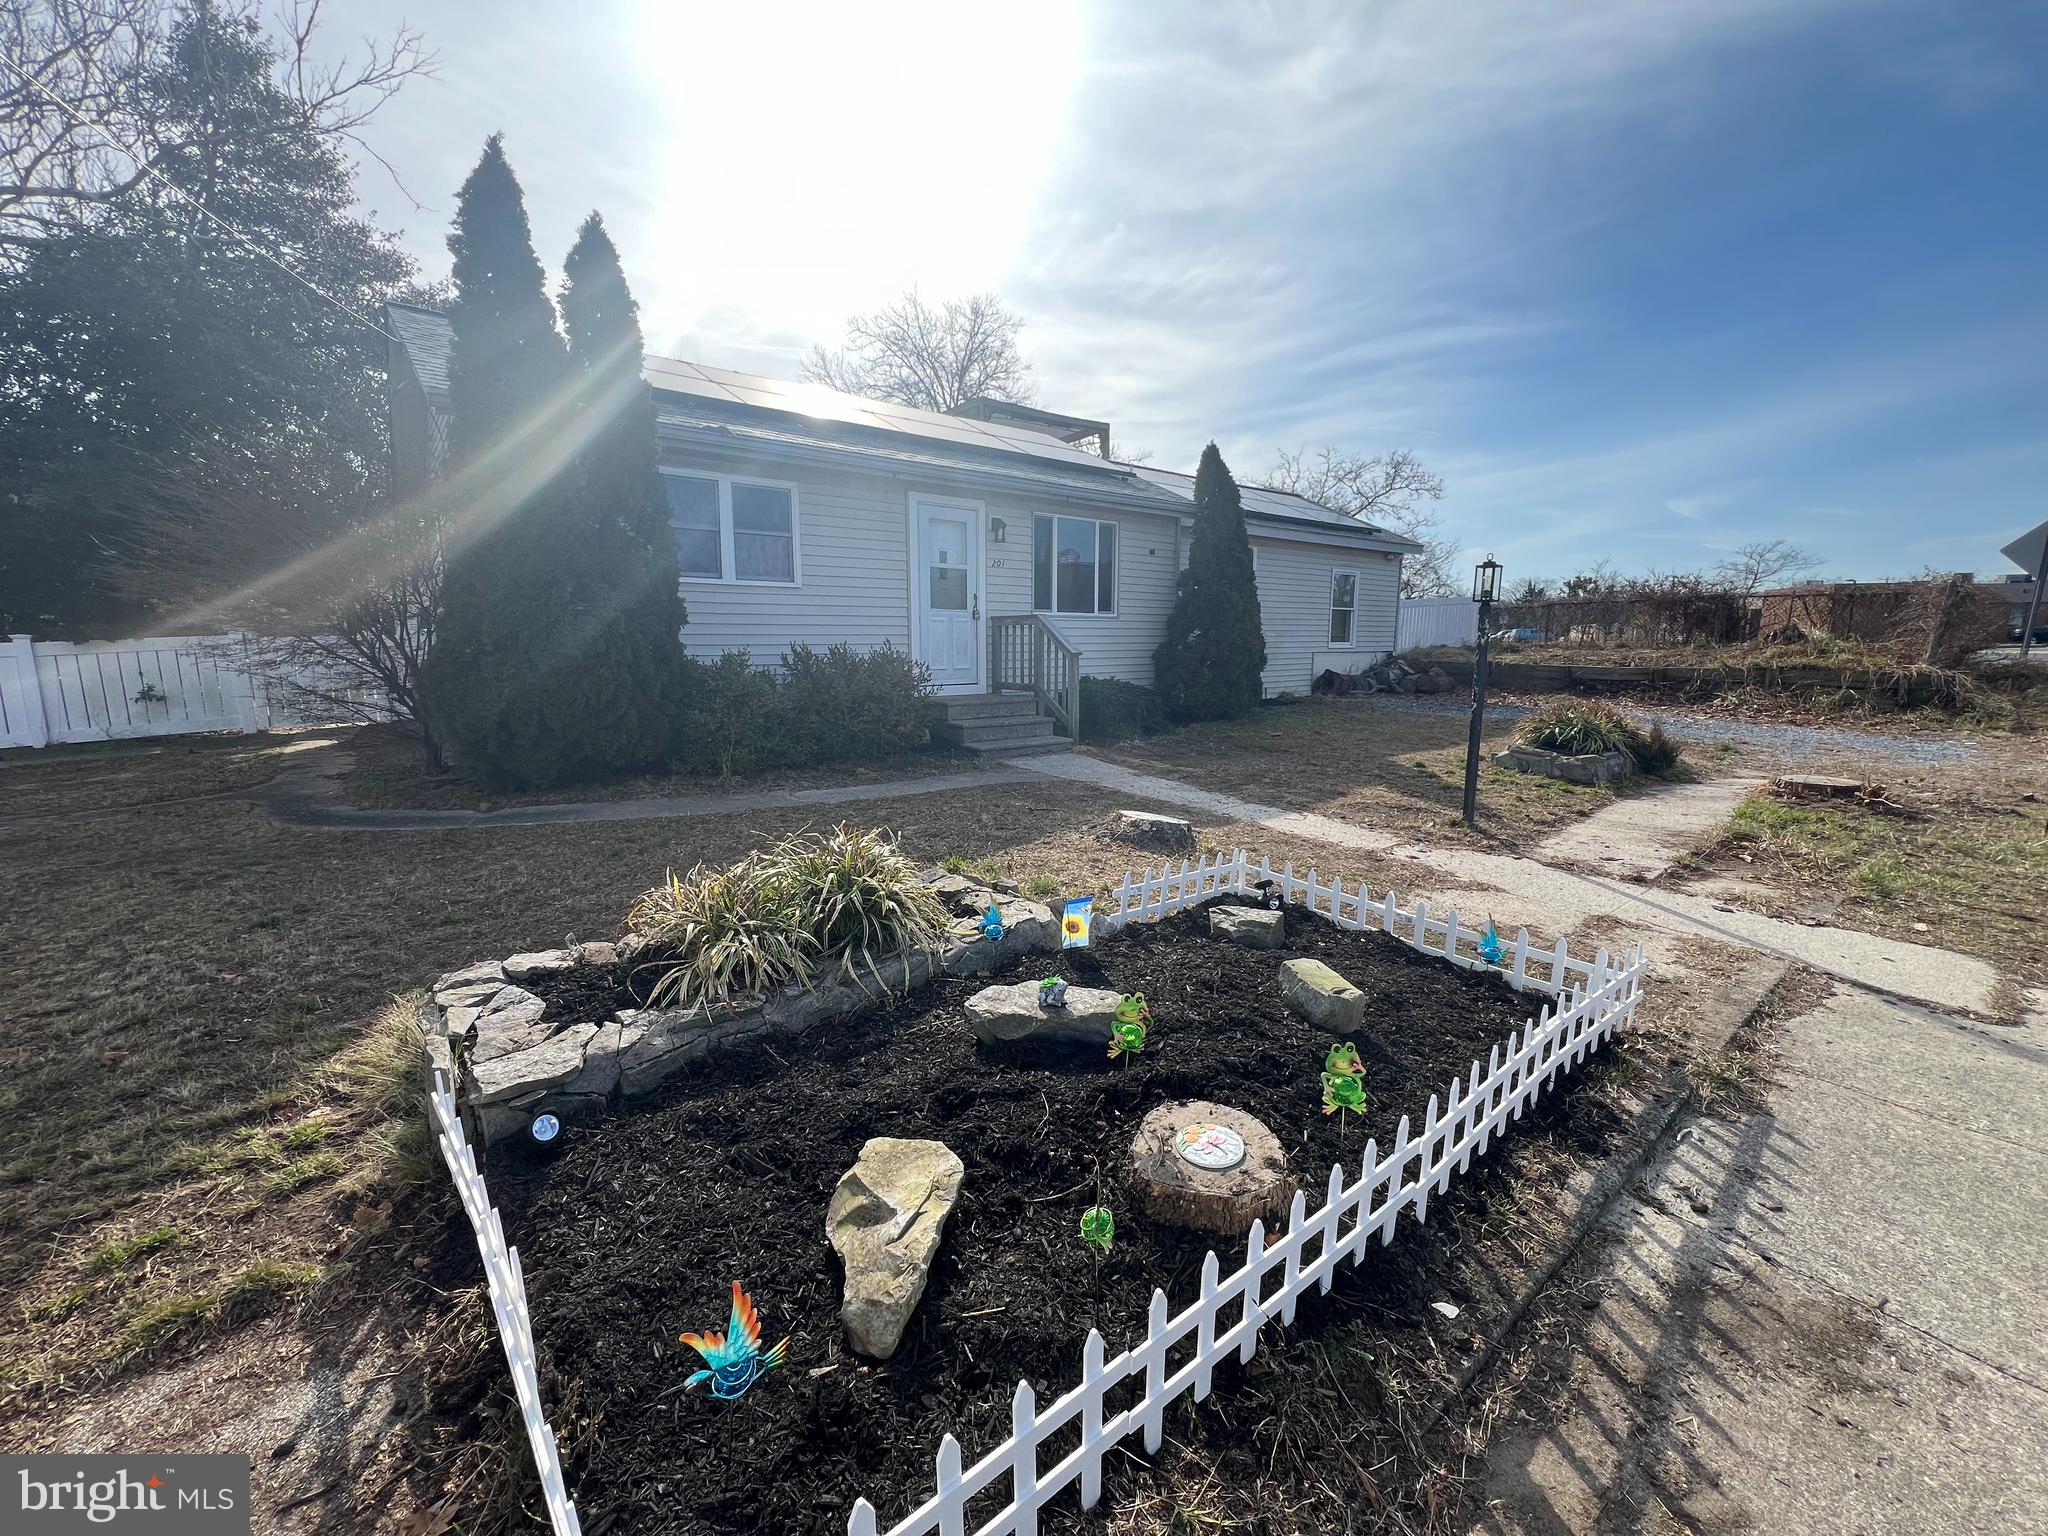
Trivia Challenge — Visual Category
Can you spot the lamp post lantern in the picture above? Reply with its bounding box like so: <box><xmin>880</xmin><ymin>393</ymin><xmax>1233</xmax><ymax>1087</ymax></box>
<box><xmin>1462</xmin><ymin>557</ymin><xmax>1504</xmax><ymax>828</ymax></box>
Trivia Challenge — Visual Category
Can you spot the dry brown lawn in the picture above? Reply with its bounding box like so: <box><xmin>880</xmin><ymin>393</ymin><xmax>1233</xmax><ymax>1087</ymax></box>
<box><xmin>1090</xmin><ymin>694</ymin><xmax>1651</xmax><ymax>851</ymax></box>
<box><xmin>0</xmin><ymin>728</ymin><xmax>1442</xmax><ymax>1440</ymax></box>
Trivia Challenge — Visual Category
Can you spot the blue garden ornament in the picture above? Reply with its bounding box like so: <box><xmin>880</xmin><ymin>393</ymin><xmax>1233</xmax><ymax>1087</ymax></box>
<box><xmin>980</xmin><ymin>904</ymin><xmax>1006</xmax><ymax>943</ymax></box>
<box><xmin>1479</xmin><ymin>916</ymin><xmax>1505</xmax><ymax>966</ymax></box>
<box><xmin>679</xmin><ymin>1281</ymin><xmax>790</xmax><ymax>1400</ymax></box>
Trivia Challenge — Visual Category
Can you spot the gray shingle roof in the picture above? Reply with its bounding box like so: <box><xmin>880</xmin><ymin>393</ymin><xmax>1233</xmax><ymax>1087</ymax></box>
<box><xmin>1128</xmin><ymin>465</ymin><xmax>1423</xmax><ymax>551</ymax></box>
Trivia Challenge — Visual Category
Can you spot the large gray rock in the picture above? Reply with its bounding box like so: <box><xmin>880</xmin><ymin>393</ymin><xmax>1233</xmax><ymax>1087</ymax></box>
<box><xmin>573</xmin><ymin>940</ymin><xmax>619</xmax><ymax>968</ymax></box>
<box><xmin>617</xmin><ymin>1004</ymin><xmax>770</xmax><ymax>1096</ymax></box>
<box><xmin>827</xmin><ymin>1137</ymin><xmax>965</xmax><ymax>1360</ymax></box>
<box><xmin>564</xmin><ymin>1018</ymin><xmax>626</xmax><ymax>1100</ymax></box>
<box><xmin>504</xmin><ymin>948</ymin><xmax>576</xmax><ymax>980</ymax></box>
<box><xmin>433</xmin><ymin>959</ymin><xmax>504</xmax><ymax>996</ymax></box>
<box><xmin>467</xmin><ymin>986</ymin><xmax>552</xmax><ymax>1062</ymax></box>
<box><xmin>466</xmin><ymin>1023</ymin><xmax>598</xmax><ymax>1105</ymax></box>
<box><xmin>940</xmin><ymin>894</ymin><xmax>1058</xmax><ymax>977</ymax></box>
<box><xmin>769</xmin><ymin>950</ymin><xmax>937</xmax><ymax>1037</ymax></box>
<box><xmin>1280</xmin><ymin>958</ymin><xmax>1365</xmax><ymax>1034</ymax></box>
<box><xmin>1210</xmin><ymin>904</ymin><xmax>1285</xmax><ymax>949</ymax></box>
<box><xmin>965</xmin><ymin>981</ymin><xmax>1123</xmax><ymax>1046</ymax></box>
<box><xmin>1495</xmin><ymin>744</ymin><xmax>1634</xmax><ymax>786</ymax></box>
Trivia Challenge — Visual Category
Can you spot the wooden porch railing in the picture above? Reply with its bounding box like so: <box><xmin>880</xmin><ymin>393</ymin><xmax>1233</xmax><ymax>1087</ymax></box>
<box><xmin>988</xmin><ymin>614</ymin><xmax>1081</xmax><ymax>739</ymax></box>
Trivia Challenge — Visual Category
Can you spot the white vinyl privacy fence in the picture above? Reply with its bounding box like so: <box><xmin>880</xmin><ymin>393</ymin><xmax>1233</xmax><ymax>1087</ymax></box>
<box><xmin>1394</xmin><ymin>596</ymin><xmax>1479</xmax><ymax>652</ymax></box>
<box><xmin>0</xmin><ymin>633</ymin><xmax>386</xmax><ymax>748</ymax></box>
<box><xmin>428</xmin><ymin>849</ymin><xmax>1644</xmax><ymax>1536</ymax></box>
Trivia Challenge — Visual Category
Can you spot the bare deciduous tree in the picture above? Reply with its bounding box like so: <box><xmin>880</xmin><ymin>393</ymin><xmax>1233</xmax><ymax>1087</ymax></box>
<box><xmin>0</xmin><ymin>0</ymin><xmax>433</xmax><ymax>257</ymax></box>
<box><xmin>103</xmin><ymin>461</ymin><xmax>450</xmax><ymax>764</ymax></box>
<box><xmin>1711</xmin><ymin>538</ymin><xmax>1819</xmax><ymax>598</ymax></box>
<box><xmin>1264</xmin><ymin>445</ymin><xmax>1456</xmax><ymax>597</ymax></box>
<box><xmin>803</xmin><ymin>289</ymin><xmax>1033</xmax><ymax>411</ymax></box>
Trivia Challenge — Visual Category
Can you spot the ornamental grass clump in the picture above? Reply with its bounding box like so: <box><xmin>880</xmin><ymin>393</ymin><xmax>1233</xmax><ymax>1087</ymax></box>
<box><xmin>1517</xmin><ymin>702</ymin><xmax>1686</xmax><ymax>778</ymax></box>
<box><xmin>627</xmin><ymin>856</ymin><xmax>815</xmax><ymax>1013</ymax></box>
<box><xmin>1518</xmin><ymin>701</ymin><xmax>1642</xmax><ymax>758</ymax></box>
<box><xmin>760</xmin><ymin>825</ymin><xmax>949</xmax><ymax>985</ymax></box>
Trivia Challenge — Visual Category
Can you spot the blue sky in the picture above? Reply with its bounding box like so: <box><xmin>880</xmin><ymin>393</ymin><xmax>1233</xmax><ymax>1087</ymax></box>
<box><xmin>329</xmin><ymin>0</ymin><xmax>2048</xmax><ymax>584</ymax></box>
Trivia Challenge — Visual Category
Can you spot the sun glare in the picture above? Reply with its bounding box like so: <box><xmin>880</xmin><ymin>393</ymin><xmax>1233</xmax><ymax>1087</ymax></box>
<box><xmin>631</xmin><ymin>1</ymin><xmax>1084</xmax><ymax>362</ymax></box>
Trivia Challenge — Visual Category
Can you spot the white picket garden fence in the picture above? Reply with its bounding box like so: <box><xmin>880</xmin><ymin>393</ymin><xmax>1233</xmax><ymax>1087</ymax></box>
<box><xmin>0</xmin><ymin>632</ymin><xmax>389</xmax><ymax>748</ymax></box>
<box><xmin>846</xmin><ymin>849</ymin><xmax>1645</xmax><ymax>1536</ymax></box>
<box><xmin>424</xmin><ymin>848</ymin><xmax>1643</xmax><ymax>1536</ymax></box>
<box><xmin>1394</xmin><ymin>596</ymin><xmax>1479</xmax><ymax>652</ymax></box>
<box><xmin>429</xmin><ymin>1073</ymin><xmax>584</xmax><ymax>1536</ymax></box>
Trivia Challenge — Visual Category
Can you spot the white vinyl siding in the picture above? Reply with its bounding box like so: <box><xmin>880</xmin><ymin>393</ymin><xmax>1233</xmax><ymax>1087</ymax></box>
<box><xmin>655</xmin><ymin>443</ymin><xmax>911</xmax><ymax>663</ymax></box>
<box><xmin>986</xmin><ymin>502</ymin><xmax>1181</xmax><ymax>685</ymax></box>
<box><xmin>1250</xmin><ymin>538</ymin><xmax>1401</xmax><ymax>695</ymax></box>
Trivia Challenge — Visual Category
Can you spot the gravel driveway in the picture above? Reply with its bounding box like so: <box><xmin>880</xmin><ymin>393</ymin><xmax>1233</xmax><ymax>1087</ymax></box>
<box><xmin>1368</xmin><ymin>693</ymin><xmax>1979</xmax><ymax>767</ymax></box>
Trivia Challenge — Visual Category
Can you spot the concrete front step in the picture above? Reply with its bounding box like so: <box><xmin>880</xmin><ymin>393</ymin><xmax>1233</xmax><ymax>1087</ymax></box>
<box><xmin>955</xmin><ymin>733</ymin><xmax>1073</xmax><ymax>758</ymax></box>
<box><xmin>929</xmin><ymin>692</ymin><xmax>1043</xmax><ymax>722</ymax></box>
<box><xmin>932</xmin><ymin>715</ymin><xmax>1063</xmax><ymax>747</ymax></box>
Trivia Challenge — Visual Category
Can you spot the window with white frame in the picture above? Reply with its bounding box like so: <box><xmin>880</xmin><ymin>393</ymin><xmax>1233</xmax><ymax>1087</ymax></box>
<box><xmin>1032</xmin><ymin>513</ymin><xmax>1116</xmax><ymax>615</ymax></box>
<box><xmin>661</xmin><ymin>471</ymin><xmax>798</xmax><ymax>584</ymax></box>
<box><xmin>1329</xmin><ymin>569</ymin><xmax>1357</xmax><ymax>645</ymax></box>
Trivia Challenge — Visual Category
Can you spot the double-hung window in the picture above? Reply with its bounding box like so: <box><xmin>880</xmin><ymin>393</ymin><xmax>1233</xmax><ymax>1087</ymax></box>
<box><xmin>661</xmin><ymin>471</ymin><xmax>799</xmax><ymax>585</ymax></box>
<box><xmin>1329</xmin><ymin>570</ymin><xmax>1358</xmax><ymax>646</ymax></box>
<box><xmin>1032</xmin><ymin>513</ymin><xmax>1116</xmax><ymax>615</ymax></box>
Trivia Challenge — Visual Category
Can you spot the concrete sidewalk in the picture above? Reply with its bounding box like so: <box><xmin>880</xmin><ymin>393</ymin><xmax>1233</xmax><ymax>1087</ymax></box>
<box><xmin>1020</xmin><ymin>752</ymin><xmax>2001</xmax><ymax>1015</ymax></box>
<box><xmin>1474</xmin><ymin>986</ymin><xmax>2048</xmax><ymax>1534</ymax></box>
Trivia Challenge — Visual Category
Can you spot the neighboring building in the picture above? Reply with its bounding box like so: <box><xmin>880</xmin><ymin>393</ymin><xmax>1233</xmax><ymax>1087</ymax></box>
<box><xmin>383</xmin><ymin>304</ymin><xmax>1419</xmax><ymax>739</ymax></box>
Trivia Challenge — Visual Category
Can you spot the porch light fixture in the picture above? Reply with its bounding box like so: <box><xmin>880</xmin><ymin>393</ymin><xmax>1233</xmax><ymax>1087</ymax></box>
<box><xmin>989</xmin><ymin>517</ymin><xmax>1007</xmax><ymax>544</ymax></box>
<box><xmin>1472</xmin><ymin>556</ymin><xmax>1504</xmax><ymax>605</ymax></box>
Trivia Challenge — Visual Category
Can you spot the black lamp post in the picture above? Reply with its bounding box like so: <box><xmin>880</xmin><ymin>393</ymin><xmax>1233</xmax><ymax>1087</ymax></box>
<box><xmin>1462</xmin><ymin>556</ymin><xmax>1505</xmax><ymax>828</ymax></box>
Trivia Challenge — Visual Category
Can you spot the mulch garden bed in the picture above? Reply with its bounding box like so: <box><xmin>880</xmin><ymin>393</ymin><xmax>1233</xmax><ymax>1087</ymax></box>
<box><xmin>481</xmin><ymin>902</ymin><xmax>1630</xmax><ymax>1535</ymax></box>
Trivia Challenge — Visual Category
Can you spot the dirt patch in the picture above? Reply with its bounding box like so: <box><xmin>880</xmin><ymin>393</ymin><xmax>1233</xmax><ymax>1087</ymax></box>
<box><xmin>488</xmin><ymin>902</ymin><xmax>1621</xmax><ymax>1534</ymax></box>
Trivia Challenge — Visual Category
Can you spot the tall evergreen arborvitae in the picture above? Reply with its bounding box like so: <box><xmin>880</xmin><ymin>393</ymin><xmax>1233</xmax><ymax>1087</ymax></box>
<box><xmin>1153</xmin><ymin>443</ymin><xmax>1266</xmax><ymax>720</ymax></box>
<box><xmin>557</xmin><ymin>212</ymin><xmax>692</xmax><ymax>765</ymax></box>
<box><xmin>421</xmin><ymin>140</ymin><xmax>684</xmax><ymax>788</ymax></box>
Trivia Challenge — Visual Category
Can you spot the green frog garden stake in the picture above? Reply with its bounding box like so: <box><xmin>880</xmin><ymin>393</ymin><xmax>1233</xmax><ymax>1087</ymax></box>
<box><xmin>1108</xmin><ymin>993</ymin><xmax>1151</xmax><ymax>1062</ymax></box>
<box><xmin>1321</xmin><ymin>1040</ymin><xmax>1369</xmax><ymax>1139</ymax></box>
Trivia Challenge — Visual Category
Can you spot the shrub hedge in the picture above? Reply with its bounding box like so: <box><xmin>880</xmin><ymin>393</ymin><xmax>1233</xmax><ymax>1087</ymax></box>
<box><xmin>1079</xmin><ymin>676</ymin><xmax>1173</xmax><ymax>743</ymax></box>
<box><xmin>678</xmin><ymin>642</ymin><xmax>933</xmax><ymax>777</ymax></box>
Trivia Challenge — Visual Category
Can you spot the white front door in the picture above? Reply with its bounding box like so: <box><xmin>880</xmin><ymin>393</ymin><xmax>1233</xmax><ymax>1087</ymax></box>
<box><xmin>912</xmin><ymin>498</ymin><xmax>983</xmax><ymax>690</ymax></box>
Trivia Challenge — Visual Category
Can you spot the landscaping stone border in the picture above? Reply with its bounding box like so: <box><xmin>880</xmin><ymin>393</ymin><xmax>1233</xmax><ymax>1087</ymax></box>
<box><xmin>1494</xmin><ymin>742</ymin><xmax>1635</xmax><ymax>786</ymax></box>
<box><xmin>420</xmin><ymin>876</ymin><xmax>1060</xmax><ymax>1146</ymax></box>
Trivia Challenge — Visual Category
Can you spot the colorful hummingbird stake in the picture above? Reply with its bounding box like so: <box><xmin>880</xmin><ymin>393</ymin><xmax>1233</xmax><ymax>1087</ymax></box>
<box><xmin>1479</xmin><ymin>916</ymin><xmax>1505</xmax><ymax>966</ymax></box>
<box><xmin>979</xmin><ymin>904</ymin><xmax>1006</xmax><ymax>943</ymax></box>
<box><xmin>1321</xmin><ymin>1040</ymin><xmax>1368</xmax><ymax>1120</ymax></box>
<box><xmin>678</xmin><ymin>1281</ymin><xmax>789</xmax><ymax>1401</ymax></box>
<box><xmin>1061</xmin><ymin>895</ymin><xmax>1094</xmax><ymax>949</ymax></box>
<box><xmin>1039</xmin><ymin>975</ymin><xmax>1069</xmax><ymax>1008</ymax></box>
<box><xmin>1079</xmin><ymin>1204</ymin><xmax>1115</xmax><ymax>1256</ymax></box>
<box><xmin>1108</xmin><ymin>994</ymin><xmax>1151</xmax><ymax>1060</ymax></box>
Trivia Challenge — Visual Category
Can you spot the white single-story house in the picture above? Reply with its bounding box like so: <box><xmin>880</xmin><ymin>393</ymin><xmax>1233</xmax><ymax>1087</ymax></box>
<box><xmin>385</xmin><ymin>303</ymin><xmax>1420</xmax><ymax>751</ymax></box>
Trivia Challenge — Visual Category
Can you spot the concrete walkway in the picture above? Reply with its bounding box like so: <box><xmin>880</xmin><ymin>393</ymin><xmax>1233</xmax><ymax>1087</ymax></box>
<box><xmin>1018</xmin><ymin>752</ymin><xmax>2001</xmax><ymax>1015</ymax></box>
<box><xmin>1476</xmin><ymin>987</ymin><xmax>2048</xmax><ymax>1535</ymax></box>
<box><xmin>1534</xmin><ymin>776</ymin><xmax>1762</xmax><ymax>880</ymax></box>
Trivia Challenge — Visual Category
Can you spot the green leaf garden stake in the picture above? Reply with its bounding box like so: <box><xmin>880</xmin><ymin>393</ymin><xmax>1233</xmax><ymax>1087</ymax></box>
<box><xmin>1080</xmin><ymin>1203</ymin><xmax>1114</xmax><ymax>1325</ymax></box>
<box><xmin>1321</xmin><ymin>1040</ymin><xmax>1368</xmax><ymax>1143</ymax></box>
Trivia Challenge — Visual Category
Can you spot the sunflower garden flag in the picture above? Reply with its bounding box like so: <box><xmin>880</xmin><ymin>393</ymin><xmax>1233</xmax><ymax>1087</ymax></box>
<box><xmin>1061</xmin><ymin>895</ymin><xmax>1094</xmax><ymax>949</ymax></box>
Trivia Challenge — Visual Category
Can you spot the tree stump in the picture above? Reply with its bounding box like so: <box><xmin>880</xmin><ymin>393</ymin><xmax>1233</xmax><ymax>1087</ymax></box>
<box><xmin>1127</xmin><ymin>1101</ymin><xmax>1296</xmax><ymax>1239</ymax></box>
